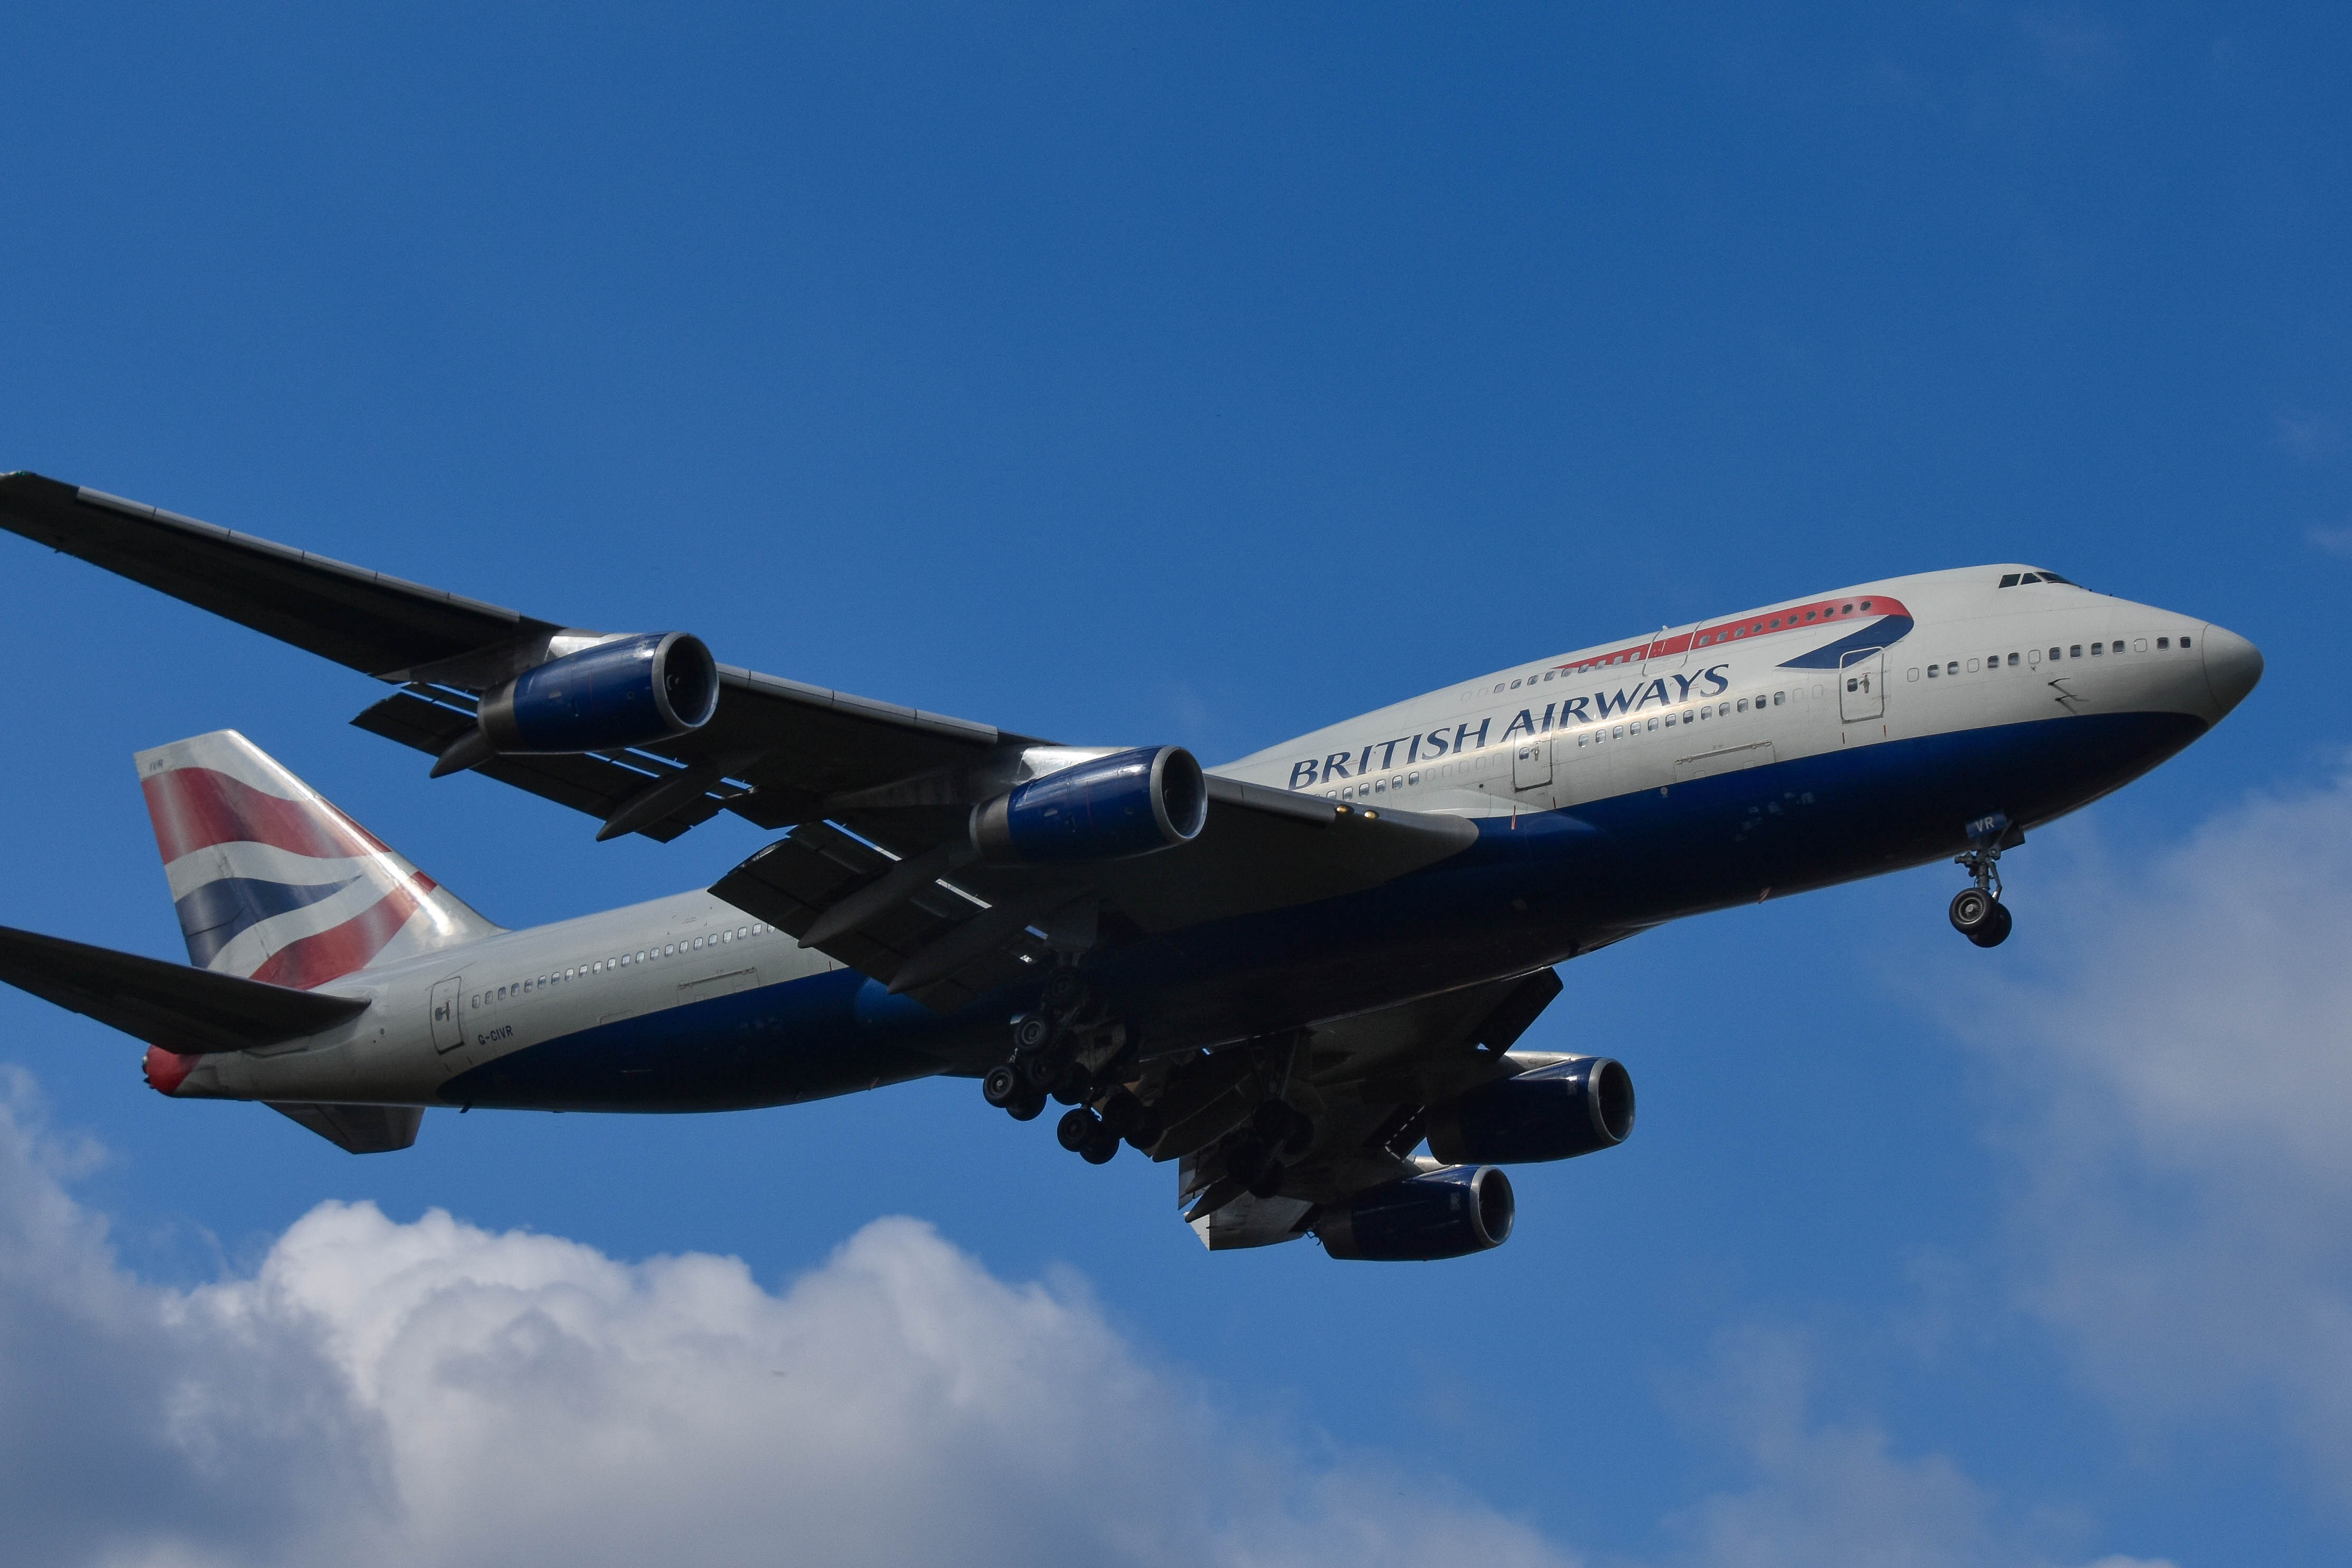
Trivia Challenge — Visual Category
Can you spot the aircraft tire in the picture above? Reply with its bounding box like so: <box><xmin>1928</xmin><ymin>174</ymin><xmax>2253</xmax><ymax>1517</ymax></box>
<box><xmin>1967</xmin><ymin>901</ymin><xmax>2013</xmax><ymax>948</ymax></box>
<box><xmin>1124</xmin><ymin>1103</ymin><xmax>1167</xmax><ymax>1152</ymax></box>
<box><xmin>1006</xmin><ymin>1091</ymin><xmax>1047</xmax><ymax>1122</ymax></box>
<box><xmin>1948</xmin><ymin>887</ymin><xmax>1997</xmax><ymax>937</ymax></box>
<box><xmin>982</xmin><ymin>1064</ymin><xmax>1021</xmax><ymax>1108</ymax></box>
<box><xmin>1081</xmin><ymin>1128</ymin><xmax>1120</xmax><ymax>1165</ymax></box>
<box><xmin>1057</xmin><ymin>1107</ymin><xmax>1100</xmax><ymax>1152</ymax></box>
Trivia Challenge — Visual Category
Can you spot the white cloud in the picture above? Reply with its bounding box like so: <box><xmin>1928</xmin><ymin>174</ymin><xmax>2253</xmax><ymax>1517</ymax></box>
<box><xmin>1658</xmin><ymin>1327</ymin><xmax>2163</xmax><ymax>1568</ymax></box>
<box><xmin>1952</xmin><ymin>771</ymin><xmax>2352</xmax><ymax>1505</ymax></box>
<box><xmin>2307</xmin><ymin>524</ymin><xmax>2352</xmax><ymax>560</ymax></box>
<box><xmin>0</xmin><ymin>1081</ymin><xmax>1578</xmax><ymax>1568</ymax></box>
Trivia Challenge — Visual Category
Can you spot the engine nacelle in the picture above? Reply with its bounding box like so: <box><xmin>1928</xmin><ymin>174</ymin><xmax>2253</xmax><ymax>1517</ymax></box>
<box><xmin>1426</xmin><ymin>1056</ymin><xmax>1635</xmax><ymax>1166</ymax></box>
<box><xmin>1313</xmin><ymin>1165</ymin><xmax>1514</xmax><ymax>1262</ymax></box>
<box><xmin>970</xmin><ymin>745</ymin><xmax>1208</xmax><ymax>863</ymax></box>
<box><xmin>478</xmin><ymin>632</ymin><xmax>719</xmax><ymax>755</ymax></box>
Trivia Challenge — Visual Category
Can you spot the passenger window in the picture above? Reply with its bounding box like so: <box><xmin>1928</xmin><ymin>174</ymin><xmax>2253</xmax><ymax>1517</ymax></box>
<box><xmin>1511</xmin><ymin>678</ymin><xmax>1521</xmax><ymax>688</ymax></box>
<box><xmin>1614</xmin><ymin>724</ymin><xmax>1626</xmax><ymax>738</ymax></box>
<box><xmin>2091</xmin><ymin>643</ymin><xmax>2103</xmax><ymax>656</ymax></box>
<box><xmin>2070</xmin><ymin>646</ymin><xmax>2082</xmax><ymax>658</ymax></box>
<box><xmin>1737</xmin><ymin>698</ymin><xmax>1749</xmax><ymax>711</ymax></box>
<box><xmin>1773</xmin><ymin>691</ymin><xmax>1784</xmax><ymax>705</ymax></box>
<box><xmin>1907</xmin><ymin>668</ymin><xmax>1920</xmax><ymax>681</ymax></box>
<box><xmin>1927</xmin><ymin>665</ymin><xmax>1938</xmax><ymax>679</ymax></box>
<box><xmin>2156</xmin><ymin>637</ymin><xmax>2169</xmax><ymax>649</ymax></box>
<box><xmin>2008</xmin><ymin>652</ymin><xmax>2019</xmax><ymax>666</ymax></box>
<box><xmin>1407</xmin><ymin>771</ymin><xmax>1419</xmax><ymax>784</ymax></box>
<box><xmin>2181</xmin><ymin>637</ymin><xmax>2192</xmax><ymax>649</ymax></box>
<box><xmin>1372</xmin><ymin>778</ymin><xmax>1386</xmax><ymax>793</ymax></box>
<box><xmin>2028</xmin><ymin>649</ymin><xmax>2041</xmax><ymax>665</ymax></box>
<box><xmin>2049</xmin><ymin>647</ymin><xmax>2061</xmax><ymax>660</ymax></box>
<box><xmin>2134</xmin><ymin>638</ymin><xmax>2147</xmax><ymax>652</ymax></box>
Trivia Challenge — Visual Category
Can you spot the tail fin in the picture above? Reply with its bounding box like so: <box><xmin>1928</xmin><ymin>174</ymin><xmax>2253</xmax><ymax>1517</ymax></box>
<box><xmin>135</xmin><ymin>730</ymin><xmax>500</xmax><ymax>988</ymax></box>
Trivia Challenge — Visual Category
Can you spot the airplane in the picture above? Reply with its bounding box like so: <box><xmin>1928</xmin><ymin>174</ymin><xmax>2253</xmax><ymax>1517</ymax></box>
<box><xmin>0</xmin><ymin>474</ymin><xmax>2262</xmax><ymax>1259</ymax></box>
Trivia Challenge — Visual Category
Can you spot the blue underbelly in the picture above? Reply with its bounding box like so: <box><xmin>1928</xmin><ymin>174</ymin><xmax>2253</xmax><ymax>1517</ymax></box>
<box><xmin>443</xmin><ymin>709</ymin><xmax>2204</xmax><ymax>1111</ymax></box>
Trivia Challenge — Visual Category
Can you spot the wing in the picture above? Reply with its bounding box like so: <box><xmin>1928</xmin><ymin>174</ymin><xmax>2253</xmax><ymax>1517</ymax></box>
<box><xmin>1149</xmin><ymin>967</ymin><xmax>1566</xmax><ymax>1250</ymax></box>
<box><xmin>707</xmin><ymin>786</ymin><xmax>1478</xmax><ymax>1010</ymax></box>
<box><xmin>0</xmin><ymin>473</ymin><xmax>1483</xmax><ymax>1010</ymax></box>
<box><xmin>0</xmin><ymin>473</ymin><xmax>1035</xmax><ymax>844</ymax></box>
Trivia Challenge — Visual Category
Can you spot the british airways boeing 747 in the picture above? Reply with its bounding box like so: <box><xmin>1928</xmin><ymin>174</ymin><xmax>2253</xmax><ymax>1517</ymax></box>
<box><xmin>0</xmin><ymin>475</ymin><xmax>2261</xmax><ymax>1259</ymax></box>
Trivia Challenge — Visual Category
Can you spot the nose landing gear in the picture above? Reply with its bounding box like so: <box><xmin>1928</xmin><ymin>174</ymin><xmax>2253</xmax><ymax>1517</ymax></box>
<box><xmin>1951</xmin><ymin>812</ymin><xmax>2018</xmax><ymax>948</ymax></box>
<box><xmin>1948</xmin><ymin>886</ymin><xmax>2011</xmax><ymax>946</ymax></box>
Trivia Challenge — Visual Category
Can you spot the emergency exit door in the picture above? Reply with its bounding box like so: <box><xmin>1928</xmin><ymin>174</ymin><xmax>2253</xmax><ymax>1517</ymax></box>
<box><xmin>1513</xmin><ymin>738</ymin><xmax>1552</xmax><ymax>790</ymax></box>
<box><xmin>429</xmin><ymin>975</ymin><xmax>466</xmax><ymax>1053</ymax></box>
<box><xmin>1839</xmin><ymin>648</ymin><xmax>1885</xmax><ymax>722</ymax></box>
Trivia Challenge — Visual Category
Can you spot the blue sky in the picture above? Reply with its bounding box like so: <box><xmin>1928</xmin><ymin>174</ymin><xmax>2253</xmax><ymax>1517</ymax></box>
<box><xmin>2</xmin><ymin>6</ymin><xmax>2349</xmax><ymax>1564</ymax></box>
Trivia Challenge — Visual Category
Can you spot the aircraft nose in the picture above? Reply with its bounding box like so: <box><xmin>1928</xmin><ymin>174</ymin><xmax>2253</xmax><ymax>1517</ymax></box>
<box><xmin>2200</xmin><ymin>623</ymin><xmax>2263</xmax><ymax>716</ymax></box>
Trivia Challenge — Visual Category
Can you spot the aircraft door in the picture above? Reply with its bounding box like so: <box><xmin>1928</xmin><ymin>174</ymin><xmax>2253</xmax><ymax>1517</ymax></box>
<box><xmin>429</xmin><ymin>975</ymin><xmax>466</xmax><ymax>1053</ymax></box>
<box><xmin>1513</xmin><ymin>737</ymin><xmax>1552</xmax><ymax>790</ymax></box>
<box><xmin>1642</xmin><ymin>622</ymin><xmax>1698</xmax><ymax>674</ymax></box>
<box><xmin>1839</xmin><ymin>648</ymin><xmax>1885</xmax><ymax>722</ymax></box>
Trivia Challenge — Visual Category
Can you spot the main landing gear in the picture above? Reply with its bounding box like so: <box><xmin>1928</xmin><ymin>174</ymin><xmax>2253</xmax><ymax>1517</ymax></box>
<box><xmin>979</xmin><ymin>968</ymin><xmax>1165</xmax><ymax>1165</ymax></box>
<box><xmin>1950</xmin><ymin>814</ymin><xmax>2015</xmax><ymax>948</ymax></box>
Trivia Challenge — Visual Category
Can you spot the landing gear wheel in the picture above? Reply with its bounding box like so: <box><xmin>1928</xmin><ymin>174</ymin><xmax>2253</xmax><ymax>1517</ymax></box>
<box><xmin>981</xmin><ymin>1064</ymin><xmax>1021</xmax><ymax>1109</ymax></box>
<box><xmin>1967</xmin><ymin>900</ymin><xmax>2013</xmax><ymax>948</ymax></box>
<box><xmin>1124</xmin><ymin>1103</ymin><xmax>1167</xmax><ymax>1153</ymax></box>
<box><xmin>1081</xmin><ymin>1127</ymin><xmax>1120</xmax><ymax>1165</ymax></box>
<box><xmin>1049</xmin><ymin>1065</ymin><xmax>1093</xmax><ymax>1107</ymax></box>
<box><xmin>1948</xmin><ymin>887</ymin><xmax>1999</xmax><ymax>938</ymax></box>
<box><xmin>1097</xmin><ymin>1092</ymin><xmax>1140</xmax><ymax>1141</ymax></box>
<box><xmin>1020</xmin><ymin>1050</ymin><xmax>1062</xmax><ymax>1091</ymax></box>
<box><xmin>1252</xmin><ymin>1099</ymin><xmax>1316</xmax><ymax>1161</ymax></box>
<box><xmin>1012</xmin><ymin>1013</ymin><xmax>1055</xmax><ymax>1052</ymax></box>
<box><xmin>1056</xmin><ymin>1107</ymin><xmax>1101</xmax><ymax>1153</ymax></box>
<box><xmin>1041</xmin><ymin>968</ymin><xmax>1083</xmax><ymax>1012</ymax></box>
<box><xmin>1006</xmin><ymin>1091</ymin><xmax>1047</xmax><ymax>1122</ymax></box>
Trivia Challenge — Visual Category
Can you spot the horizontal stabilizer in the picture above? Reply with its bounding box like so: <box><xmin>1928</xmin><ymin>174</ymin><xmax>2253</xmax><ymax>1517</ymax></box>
<box><xmin>0</xmin><ymin>924</ymin><xmax>368</xmax><ymax>1054</ymax></box>
<box><xmin>268</xmin><ymin>1101</ymin><xmax>422</xmax><ymax>1154</ymax></box>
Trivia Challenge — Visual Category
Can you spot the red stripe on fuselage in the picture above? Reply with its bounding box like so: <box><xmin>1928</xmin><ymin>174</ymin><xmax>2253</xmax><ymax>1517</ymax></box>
<box><xmin>142</xmin><ymin>767</ymin><xmax>397</xmax><ymax>865</ymax></box>
<box><xmin>1552</xmin><ymin>595</ymin><xmax>1913</xmax><ymax>675</ymax></box>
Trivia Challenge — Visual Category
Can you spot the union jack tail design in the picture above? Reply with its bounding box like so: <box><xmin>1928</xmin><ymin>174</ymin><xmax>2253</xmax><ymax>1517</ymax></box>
<box><xmin>136</xmin><ymin>730</ymin><xmax>500</xmax><ymax>989</ymax></box>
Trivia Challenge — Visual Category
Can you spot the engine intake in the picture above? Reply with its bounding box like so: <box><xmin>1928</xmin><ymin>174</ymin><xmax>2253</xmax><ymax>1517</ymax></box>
<box><xmin>477</xmin><ymin>632</ymin><xmax>719</xmax><ymax>756</ymax></box>
<box><xmin>1426</xmin><ymin>1056</ymin><xmax>1635</xmax><ymax>1166</ymax></box>
<box><xmin>1314</xmin><ymin>1165</ymin><xmax>1514</xmax><ymax>1262</ymax></box>
<box><xmin>971</xmin><ymin>745</ymin><xmax>1208</xmax><ymax>863</ymax></box>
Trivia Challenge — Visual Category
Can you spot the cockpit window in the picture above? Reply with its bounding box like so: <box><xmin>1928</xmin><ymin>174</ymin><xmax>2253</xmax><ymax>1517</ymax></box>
<box><xmin>1999</xmin><ymin>569</ymin><xmax>2076</xmax><ymax>588</ymax></box>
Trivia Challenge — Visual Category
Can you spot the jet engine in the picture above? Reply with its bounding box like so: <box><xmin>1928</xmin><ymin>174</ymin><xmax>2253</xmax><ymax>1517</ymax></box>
<box><xmin>1313</xmin><ymin>1165</ymin><xmax>1514</xmax><ymax>1261</ymax></box>
<box><xmin>476</xmin><ymin>632</ymin><xmax>719</xmax><ymax>756</ymax></box>
<box><xmin>1426</xmin><ymin>1056</ymin><xmax>1635</xmax><ymax>1166</ymax></box>
<box><xmin>970</xmin><ymin>745</ymin><xmax>1208</xmax><ymax>863</ymax></box>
